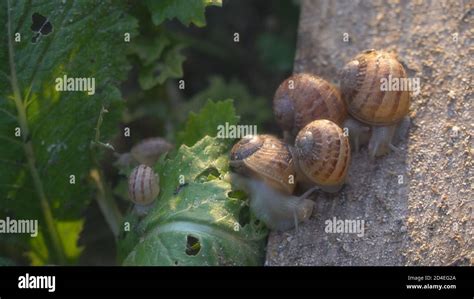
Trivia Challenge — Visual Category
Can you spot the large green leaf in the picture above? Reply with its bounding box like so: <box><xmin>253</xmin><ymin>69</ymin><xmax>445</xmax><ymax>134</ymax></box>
<box><xmin>120</xmin><ymin>136</ymin><xmax>267</xmax><ymax>266</ymax></box>
<box><xmin>145</xmin><ymin>0</ymin><xmax>222</xmax><ymax>27</ymax></box>
<box><xmin>0</xmin><ymin>0</ymin><xmax>137</xmax><ymax>263</ymax></box>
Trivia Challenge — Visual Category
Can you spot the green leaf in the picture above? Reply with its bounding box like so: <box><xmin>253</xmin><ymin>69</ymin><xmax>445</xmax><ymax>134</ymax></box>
<box><xmin>28</xmin><ymin>219</ymin><xmax>84</xmax><ymax>265</ymax></box>
<box><xmin>128</xmin><ymin>34</ymin><xmax>171</xmax><ymax>66</ymax></box>
<box><xmin>145</xmin><ymin>0</ymin><xmax>222</xmax><ymax>27</ymax></box>
<box><xmin>177</xmin><ymin>99</ymin><xmax>240</xmax><ymax>147</ymax></box>
<box><xmin>0</xmin><ymin>0</ymin><xmax>137</xmax><ymax>263</ymax></box>
<box><xmin>184</xmin><ymin>76</ymin><xmax>272</xmax><ymax>126</ymax></box>
<box><xmin>120</xmin><ymin>136</ymin><xmax>268</xmax><ymax>266</ymax></box>
<box><xmin>117</xmin><ymin>212</ymin><xmax>141</xmax><ymax>263</ymax></box>
<box><xmin>138</xmin><ymin>44</ymin><xmax>186</xmax><ymax>90</ymax></box>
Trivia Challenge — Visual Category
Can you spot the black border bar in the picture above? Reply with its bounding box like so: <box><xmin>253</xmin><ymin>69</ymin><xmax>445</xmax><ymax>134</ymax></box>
<box><xmin>0</xmin><ymin>266</ymin><xmax>471</xmax><ymax>298</ymax></box>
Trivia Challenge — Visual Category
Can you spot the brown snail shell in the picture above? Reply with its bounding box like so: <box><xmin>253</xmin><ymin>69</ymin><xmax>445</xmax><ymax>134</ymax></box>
<box><xmin>131</xmin><ymin>137</ymin><xmax>173</xmax><ymax>167</ymax></box>
<box><xmin>293</xmin><ymin>119</ymin><xmax>351</xmax><ymax>192</ymax></box>
<box><xmin>128</xmin><ymin>164</ymin><xmax>160</xmax><ymax>205</ymax></box>
<box><xmin>273</xmin><ymin>73</ymin><xmax>347</xmax><ymax>141</ymax></box>
<box><xmin>230</xmin><ymin>134</ymin><xmax>295</xmax><ymax>195</ymax></box>
<box><xmin>340</xmin><ymin>50</ymin><xmax>411</xmax><ymax>158</ymax></box>
<box><xmin>339</xmin><ymin>49</ymin><xmax>410</xmax><ymax>126</ymax></box>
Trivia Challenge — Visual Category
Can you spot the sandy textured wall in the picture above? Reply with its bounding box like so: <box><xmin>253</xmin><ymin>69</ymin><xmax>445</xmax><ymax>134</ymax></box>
<box><xmin>266</xmin><ymin>0</ymin><xmax>473</xmax><ymax>266</ymax></box>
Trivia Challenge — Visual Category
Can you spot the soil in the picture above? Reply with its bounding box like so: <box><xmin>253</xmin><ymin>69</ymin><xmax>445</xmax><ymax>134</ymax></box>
<box><xmin>265</xmin><ymin>0</ymin><xmax>473</xmax><ymax>266</ymax></box>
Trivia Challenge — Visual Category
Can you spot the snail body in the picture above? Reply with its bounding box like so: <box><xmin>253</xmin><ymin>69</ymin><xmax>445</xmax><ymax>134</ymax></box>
<box><xmin>115</xmin><ymin>137</ymin><xmax>173</xmax><ymax>174</ymax></box>
<box><xmin>273</xmin><ymin>73</ymin><xmax>347</xmax><ymax>142</ymax></box>
<box><xmin>342</xmin><ymin>117</ymin><xmax>370</xmax><ymax>153</ymax></box>
<box><xmin>229</xmin><ymin>135</ymin><xmax>314</xmax><ymax>230</ymax></box>
<box><xmin>293</xmin><ymin>119</ymin><xmax>351</xmax><ymax>193</ymax></box>
<box><xmin>131</xmin><ymin>137</ymin><xmax>173</xmax><ymax>167</ymax></box>
<box><xmin>340</xmin><ymin>49</ymin><xmax>410</xmax><ymax>158</ymax></box>
<box><xmin>128</xmin><ymin>164</ymin><xmax>160</xmax><ymax>207</ymax></box>
<box><xmin>228</xmin><ymin>173</ymin><xmax>314</xmax><ymax>231</ymax></box>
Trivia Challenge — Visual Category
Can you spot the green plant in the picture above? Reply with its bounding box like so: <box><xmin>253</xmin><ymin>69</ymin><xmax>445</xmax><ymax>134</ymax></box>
<box><xmin>117</xmin><ymin>99</ymin><xmax>268</xmax><ymax>265</ymax></box>
<box><xmin>0</xmin><ymin>0</ymin><xmax>222</xmax><ymax>265</ymax></box>
<box><xmin>0</xmin><ymin>0</ymin><xmax>135</xmax><ymax>265</ymax></box>
<box><xmin>181</xmin><ymin>76</ymin><xmax>272</xmax><ymax>127</ymax></box>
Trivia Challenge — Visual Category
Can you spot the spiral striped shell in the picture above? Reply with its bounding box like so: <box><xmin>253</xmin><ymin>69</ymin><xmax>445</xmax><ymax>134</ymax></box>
<box><xmin>294</xmin><ymin>120</ymin><xmax>351</xmax><ymax>191</ymax></box>
<box><xmin>128</xmin><ymin>164</ymin><xmax>160</xmax><ymax>205</ymax></box>
<box><xmin>339</xmin><ymin>49</ymin><xmax>410</xmax><ymax>126</ymax></box>
<box><xmin>230</xmin><ymin>135</ymin><xmax>295</xmax><ymax>195</ymax></box>
<box><xmin>273</xmin><ymin>73</ymin><xmax>347</xmax><ymax>136</ymax></box>
<box><xmin>131</xmin><ymin>137</ymin><xmax>173</xmax><ymax>167</ymax></box>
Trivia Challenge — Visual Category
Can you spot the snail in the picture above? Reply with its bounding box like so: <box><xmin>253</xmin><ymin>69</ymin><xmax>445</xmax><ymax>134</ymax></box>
<box><xmin>229</xmin><ymin>134</ymin><xmax>315</xmax><ymax>231</ymax></box>
<box><xmin>273</xmin><ymin>73</ymin><xmax>347</xmax><ymax>142</ymax></box>
<box><xmin>339</xmin><ymin>49</ymin><xmax>410</xmax><ymax>158</ymax></box>
<box><xmin>227</xmin><ymin>50</ymin><xmax>412</xmax><ymax>232</ymax></box>
<box><xmin>128</xmin><ymin>164</ymin><xmax>160</xmax><ymax>214</ymax></box>
<box><xmin>130</xmin><ymin>137</ymin><xmax>174</xmax><ymax>167</ymax></box>
<box><xmin>114</xmin><ymin>137</ymin><xmax>173</xmax><ymax>172</ymax></box>
<box><xmin>292</xmin><ymin>119</ymin><xmax>351</xmax><ymax>193</ymax></box>
<box><xmin>230</xmin><ymin>134</ymin><xmax>296</xmax><ymax>195</ymax></box>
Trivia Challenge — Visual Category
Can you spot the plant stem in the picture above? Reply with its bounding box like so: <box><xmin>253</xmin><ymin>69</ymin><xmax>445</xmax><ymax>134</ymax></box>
<box><xmin>90</xmin><ymin>169</ymin><xmax>123</xmax><ymax>238</ymax></box>
<box><xmin>90</xmin><ymin>107</ymin><xmax>123</xmax><ymax>238</ymax></box>
<box><xmin>7</xmin><ymin>0</ymin><xmax>66</xmax><ymax>264</ymax></box>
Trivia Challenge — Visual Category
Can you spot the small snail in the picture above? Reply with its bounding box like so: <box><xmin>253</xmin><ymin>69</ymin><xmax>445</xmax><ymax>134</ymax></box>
<box><xmin>131</xmin><ymin>137</ymin><xmax>173</xmax><ymax>167</ymax></box>
<box><xmin>293</xmin><ymin>119</ymin><xmax>351</xmax><ymax>193</ymax></box>
<box><xmin>115</xmin><ymin>137</ymin><xmax>173</xmax><ymax>173</ymax></box>
<box><xmin>229</xmin><ymin>135</ymin><xmax>315</xmax><ymax>231</ymax></box>
<box><xmin>339</xmin><ymin>49</ymin><xmax>410</xmax><ymax>158</ymax></box>
<box><xmin>273</xmin><ymin>73</ymin><xmax>347</xmax><ymax>142</ymax></box>
<box><xmin>128</xmin><ymin>164</ymin><xmax>160</xmax><ymax>207</ymax></box>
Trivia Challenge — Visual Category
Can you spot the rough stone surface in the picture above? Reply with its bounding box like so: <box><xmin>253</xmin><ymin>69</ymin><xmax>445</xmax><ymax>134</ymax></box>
<box><xmin>265</xmin><ymin>0</ymin><xmax>473</xmax><ymax>266</ymax></box>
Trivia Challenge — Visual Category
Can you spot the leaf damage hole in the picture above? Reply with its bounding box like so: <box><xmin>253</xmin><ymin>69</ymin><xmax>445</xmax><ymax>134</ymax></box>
<box><xmin>238</xmin><ymin>205</ymin><xmax>251</xmax><ymax>227</ymax></box>
<box><xmin>185</xmin><ymin>235</ymin><xmax>201</xmax><ymax>256</ymax></box>
<box><xmin>194</xmin><ymin>167</ymin><xmax>220</xmax><ymax>182</ymax></box>
<box><xmin>30</xmin><ymin>12</ymin><xmax>53</xmax><ymax>43</ymax></box>
<box><xmin>173</xmin><ymin>183</ymin><xmax>188</xmax><ymax>195</ymax></box>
